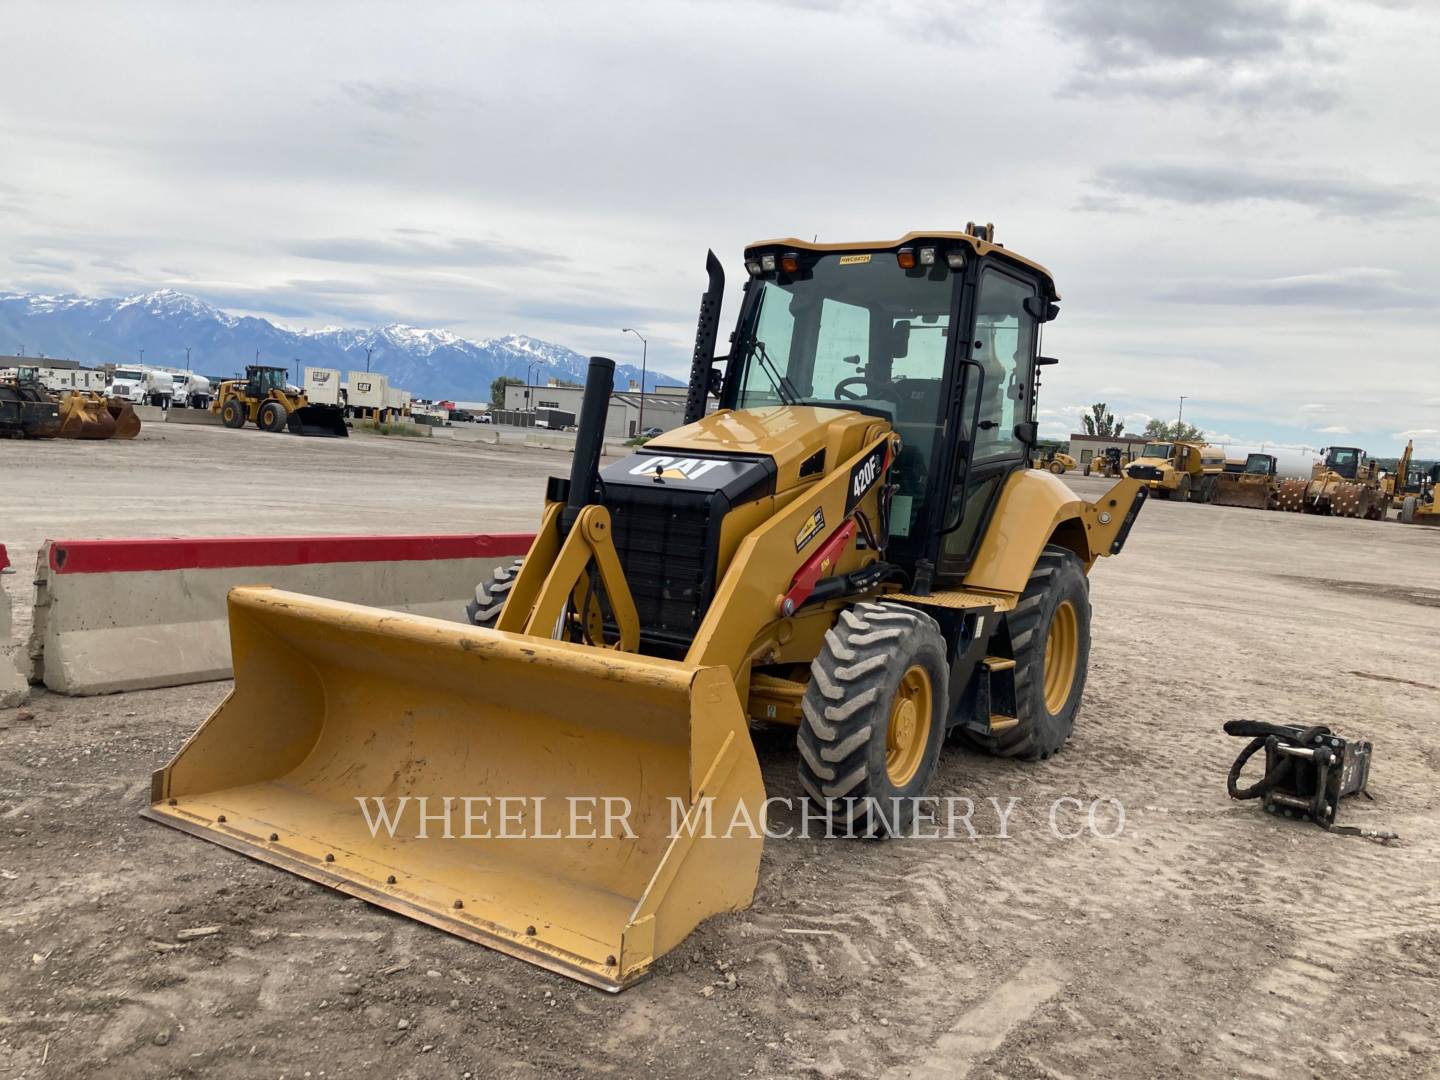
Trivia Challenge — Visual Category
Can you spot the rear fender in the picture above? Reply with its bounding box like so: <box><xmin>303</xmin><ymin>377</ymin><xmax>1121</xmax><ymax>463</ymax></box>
<box><xmin>965</xmin><ymin>471</ymin><xmax>1146</xmax><ymax>593</ymax></box>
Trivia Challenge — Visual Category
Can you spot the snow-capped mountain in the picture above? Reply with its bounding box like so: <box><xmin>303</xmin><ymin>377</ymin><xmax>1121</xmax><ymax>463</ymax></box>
<box><xmin>0</xmin><ymin>289</ymin><xmax>680</xmax><ymax>401</ymax></box>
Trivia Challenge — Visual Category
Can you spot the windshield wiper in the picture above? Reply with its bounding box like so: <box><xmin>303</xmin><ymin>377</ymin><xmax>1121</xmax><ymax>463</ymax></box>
<box><xmin>753</xmin><ymin>339</ymin><xmax>800</xmax><ymax>406</ymax></box>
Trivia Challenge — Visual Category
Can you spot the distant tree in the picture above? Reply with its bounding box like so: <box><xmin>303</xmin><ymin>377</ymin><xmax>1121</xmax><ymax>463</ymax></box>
<box><xmin>555</xmin><ymin>377</ymin><xmax>582</xmax><ymax>389</ymax></box>
<box><xmin>1081</xmin><ymin>403</ymin><xmax>1124</xmax><ymax>438</ymax></box>
<box><xmin>1143</xmin><ymin>418</ymin><xmax>1205</xmax><ymax>442</ymax></box>
<box><xmin>490</xmin><ymin>375</ymin><xmax>524</xmax><ymax>411</ymax></box>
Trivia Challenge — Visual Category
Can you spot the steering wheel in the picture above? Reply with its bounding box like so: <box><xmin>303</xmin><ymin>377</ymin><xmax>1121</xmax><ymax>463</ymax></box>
<box><xmin>833</xmin><ymin>376</ymin><xmax>870</xmax><ymax>400</ymax></box>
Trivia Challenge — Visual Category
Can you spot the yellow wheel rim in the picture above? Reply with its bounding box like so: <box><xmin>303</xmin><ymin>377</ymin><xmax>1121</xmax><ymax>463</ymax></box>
<box><xmin>885</xmin><ymin>665</ymin><xmax>933</xmax><ymax>787</ymax></box>
<box><xmin>1043</xmin><ymin>600</ymin><xmax>1079</xmax><ymax>715</ymax></box>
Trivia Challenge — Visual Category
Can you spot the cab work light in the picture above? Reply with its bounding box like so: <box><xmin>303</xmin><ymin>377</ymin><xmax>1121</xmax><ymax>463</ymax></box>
<box><xmin>946</xmin><ymin>249</ymin><xmax>967</xmax><ymax>270</ymax></box>
<box><xmin>745</xmin><ymin>259</ymin><xmax>763</xmax><ymax>276</ymax></box>
<box><xmin>919</xmin><ymin>247</ymin><xmax>936</xmax><ymax>266</ymax></box>
<box><xmin>760</xmin><ymin>254</ymin><xmax>777</xmax><ymax>273</ymax></box>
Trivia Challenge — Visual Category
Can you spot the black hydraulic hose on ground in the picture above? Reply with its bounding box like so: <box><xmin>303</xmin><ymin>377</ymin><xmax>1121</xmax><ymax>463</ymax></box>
<box><xmin>1223</xmin><ymin>720</ymin><xmax>1331</xmax><ymax>801</ymax></box>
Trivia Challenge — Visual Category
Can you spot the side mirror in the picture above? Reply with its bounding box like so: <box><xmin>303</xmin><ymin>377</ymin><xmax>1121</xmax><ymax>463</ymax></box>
<box><xmin>1013</xmin><ymin>420</ymin><xmax>1038</xmax><ymax>444</ymax></box>
<box><xmin>1035</xmin><ymin>356</ymin><xmax>1060</xmax><ymax>367</ymax></box>
<box><xmin>706</xmin><ymin>366</ymin><xmax>724</xmax><ymax>396</ymax></box>
<box><xmin>1023</xmin><ymin>297</ymin><xmax>1061</xmax><ymax>322</ymax></box>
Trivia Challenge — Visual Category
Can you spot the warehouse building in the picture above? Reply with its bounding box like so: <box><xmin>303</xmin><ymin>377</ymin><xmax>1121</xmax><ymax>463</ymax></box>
<box><xmin>1068</xmin><ymin>433</ymin><xmax>1154</xmax><ymax>469</ymax></box>
<box><xmin>502</xmin><ymin>381</ymin><xmax>691</xmax><ymax>438</ymax></box>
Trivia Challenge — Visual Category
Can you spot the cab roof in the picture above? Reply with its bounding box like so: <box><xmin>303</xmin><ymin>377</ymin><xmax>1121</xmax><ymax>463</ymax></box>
<box><xmin>744</xmin><ymin>230</ymin><xmax>1058</xmax><ymax>299</ymax></box>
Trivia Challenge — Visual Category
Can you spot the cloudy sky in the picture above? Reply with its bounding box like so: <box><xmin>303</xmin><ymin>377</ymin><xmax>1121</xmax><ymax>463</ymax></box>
<box><xmin>4</xmin><ymin>0</ymin><xmax>1438</xmax><ymax>453</ymax></box>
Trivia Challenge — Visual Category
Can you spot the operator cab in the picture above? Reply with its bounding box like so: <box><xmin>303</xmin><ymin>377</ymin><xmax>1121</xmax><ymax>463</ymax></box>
<box><xmin>1324</xmin><ymin>446</ymin><xmax>1363</xmax><ymax>480</ymax></box>
<box><xmin>1245</xmin><ymin>453</ymin><xmax>1276</xmax><ymax>476</ymax></box>
<box><xmin>724</xmin><ymin>227</ymin><xmax>1058</xmax><ymax>581</ymax></box>
<box><xmin>245</xmin><ymin>365</ymin><xmax>288</xmax><ymax>399</ymax></box>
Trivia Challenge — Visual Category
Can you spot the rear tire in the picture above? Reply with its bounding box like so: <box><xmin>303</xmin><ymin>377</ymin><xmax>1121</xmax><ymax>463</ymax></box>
<box><xmin>466</xmin><ymin>559</ymin><xmax>523</xmax><ymax>627</ymax></box>
<box><xmin>258</xmin><ymin>401</ymin><xmax>287</xmax><ymax>432</ymax></box>
<box><xmin>1049</xmin><ymin>461</ymin><xmax>1065</xmax><ymax>474</ymax></box>
<box><xmin>1176</xmin><ymin>474</ymin><xmax>1192</xmax><ymax>501</ymax></box>
<box><xmin>221</xmin><ymin>399</ymin><xmax>246</xmax><ymax>428</ymax></box>
<box><xmin>797</xmin><ymin>601</ymin><xmax>948</xmax><ymax>836</ymax></box>
<box><xmin>961</xmin><ymin>545</ymin><xmax>1090</xmax><ymax>761</ymax></box>
<box><xmin>1192</xmin><ymin>475</ymin><xmax>1215</xmax><ymax>503</ymax></box>
<box><xmin>1401</xmin><ymin>496</ymin><xmax>1418</xmax><ymax>525</ymax></box>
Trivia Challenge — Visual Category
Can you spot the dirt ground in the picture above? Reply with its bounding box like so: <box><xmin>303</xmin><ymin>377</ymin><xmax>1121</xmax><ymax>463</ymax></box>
<box><xmin>2</xmin><ymin>426</ymin><xmax>1439</xmax><ymax>1079</ymax></box>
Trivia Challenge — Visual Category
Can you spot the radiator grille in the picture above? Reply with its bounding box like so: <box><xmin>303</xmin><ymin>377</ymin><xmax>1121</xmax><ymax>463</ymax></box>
<box><xmin>607</xmin><ymin>488</ymin><xmax>716</xmax><ymax>645</ymax></box>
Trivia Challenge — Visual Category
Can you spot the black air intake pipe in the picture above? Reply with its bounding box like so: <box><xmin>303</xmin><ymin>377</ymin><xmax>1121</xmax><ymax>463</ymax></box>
<box><xmin>684</xmin><ymin>250</ymin><xmax>725</xmax><ymax>425</ymax></box>
<box><xmin>562</xmin><ymin>355</ymin><xmax>615</xmax><ymax>532</ymax></box>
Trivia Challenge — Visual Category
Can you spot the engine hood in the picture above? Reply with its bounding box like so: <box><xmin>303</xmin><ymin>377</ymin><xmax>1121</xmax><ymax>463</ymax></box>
<box><xmin>624</xmin><ymin>405</ymin><xmax>888</xmax><ymax>495</ymax></box>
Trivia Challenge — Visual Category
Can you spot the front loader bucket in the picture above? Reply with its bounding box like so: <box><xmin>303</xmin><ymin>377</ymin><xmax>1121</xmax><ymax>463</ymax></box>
<box><xmin>143</xmin><ymin>588</ymin><xmax>764</xmax><ymax>991</ymax></box>
<box><xmin>57</xmin><ymin>394</ymin><xmax>118</xmax><ymax>439</ymax></box>
<box><xmin>1212</xmin><ymin>477</ymin><xmax>1272</xmax><ymax>510</ymax></box>
<box><xmin>107</xmin><ymin>399</ymin><xmax>142</xmax><ymax>439</ymax></box>
<box><xmin>286</xmin><ymin>405</ymin><xmax>349</xmax><ymax>437</ymax></box>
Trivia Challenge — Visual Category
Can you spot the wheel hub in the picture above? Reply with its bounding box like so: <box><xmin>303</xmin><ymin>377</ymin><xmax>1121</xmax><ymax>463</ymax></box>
<box><xmin>885</xmin><ymin>666</ymin><xmax>932</xmax><ymax>787</ymax></box>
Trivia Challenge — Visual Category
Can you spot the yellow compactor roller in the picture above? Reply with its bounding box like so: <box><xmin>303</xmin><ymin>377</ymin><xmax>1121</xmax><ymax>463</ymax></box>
<box><xmin>146</xmin><ymin>226</ymin><xmax>1147</xmax><ymax>991</ymax></box>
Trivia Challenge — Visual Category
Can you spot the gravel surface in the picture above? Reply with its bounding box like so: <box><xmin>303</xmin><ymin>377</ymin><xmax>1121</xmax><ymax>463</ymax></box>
<box><xmin>1</xmin><ymin>429</ymin><xmax>1437</xmax><ymax>1078</ymax></box>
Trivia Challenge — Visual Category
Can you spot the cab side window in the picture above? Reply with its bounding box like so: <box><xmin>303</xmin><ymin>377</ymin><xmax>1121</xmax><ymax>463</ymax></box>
<box><xmin>966</xmin><ymin>269</ymin><xmax>1037</xmax><ymax>464</ymax></box>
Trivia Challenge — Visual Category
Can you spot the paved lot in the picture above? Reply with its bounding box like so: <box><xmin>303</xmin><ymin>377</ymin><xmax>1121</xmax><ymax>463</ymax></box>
<box><xmin>1</xmin><ymin>427</ymin><xmax>1438</xmax><ymax>1079</ymax></box>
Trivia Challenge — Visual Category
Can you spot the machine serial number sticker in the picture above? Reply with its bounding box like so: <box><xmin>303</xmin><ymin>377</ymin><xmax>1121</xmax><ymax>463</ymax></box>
<box><xmin>838</xmin><ymin>254</ymin><xmax>872</xmax><ymax>266</ymax></box>
<box><xmin>795</xmin><ymin>507</ymin><xmax>826</xmax><ymax>551</ymax></box>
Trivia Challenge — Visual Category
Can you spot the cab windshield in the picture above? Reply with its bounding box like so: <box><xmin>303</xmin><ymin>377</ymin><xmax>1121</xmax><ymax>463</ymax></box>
<box><xmin>1141</xmin><ymin>443</ymin><xmax>1172</xmax><ymax>459</ymax></box>
<box><xmin>732</xmin><ymin>252</ymin><xmax>959</xmax><ymax>537</ymax></box>
<box><xmin>1328</xmin><ymin>448</ymin><xmax>1358</xmax><ymax>467</ymax></box>
<box><xmin>113</xmin><ymin>369</ymin><xmax>141</xmax><ymax>381</ymax></box>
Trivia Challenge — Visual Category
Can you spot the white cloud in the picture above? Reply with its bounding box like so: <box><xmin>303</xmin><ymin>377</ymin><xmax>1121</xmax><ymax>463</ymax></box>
<box><xmin>0</xmin><ymin>0</ymin><xmax>1437</xmax><ymax>437</ymax></box>
<box><xmin>1317</xmin><ymin>424</ymin><xmax>1352</xmax><ymax>433</ymax></box>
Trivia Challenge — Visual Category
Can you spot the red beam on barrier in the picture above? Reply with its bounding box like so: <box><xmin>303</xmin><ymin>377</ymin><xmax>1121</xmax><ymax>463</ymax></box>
<box><xmin>0</xmin><ymin>545</ymin><xmax>9</xmax><ymax>573</ymax></box>
<box><xmin>48</xmin><ymin>534</ymin><xmax>535</xmax><ymax>575</ymax></box>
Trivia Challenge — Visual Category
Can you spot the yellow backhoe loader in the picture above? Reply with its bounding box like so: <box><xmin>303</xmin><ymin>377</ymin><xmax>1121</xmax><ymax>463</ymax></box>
<box><xmin>212</xmin><ymin>364</ymin><xmax>349</xmax><ymax>437</ymax></box>
<box><xmin>146</xmin><ymin>226</ymin><xmax>1147</xmax><ymax>991</ymax></box>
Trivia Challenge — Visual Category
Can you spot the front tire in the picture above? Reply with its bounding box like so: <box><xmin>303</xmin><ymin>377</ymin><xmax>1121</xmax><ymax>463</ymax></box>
<box><xmin>258</xmin><ymin>400</ymin><xmax>288</xmax><ymax>432</ymax></box>
<box><xmin>962</xmin><ymin>545</ymin><xmax>1091</xmax><ymax>761</ymax></box>
<box><xmin>797</xmin><ymin>601</ymin><xmax>948</xmax><ymax>836</ymax></box>
<box><xmin>1049</xmin><ymin>461</ymin><xmax>1065</xmax><ymax>475</ymax></box>
<box><xmin>1401</xmin><ymin>496</ymin><xmax>1418</xmax><ymax>525</ymax></box>
<box><xmin>466</xmin><ymin>559</ymin><xmax>523</xmax><ymax>627</ymax></box>
<box><xmin>221</xmin><ymin>399</ymin><xmax>247</xmax><ymax>428</ymax></box>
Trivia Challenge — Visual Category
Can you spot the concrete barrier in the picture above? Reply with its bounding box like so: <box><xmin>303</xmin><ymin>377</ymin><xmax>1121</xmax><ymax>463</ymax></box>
<box><xmin>28</xmin><ymin>532</ymin><xmax>534</xmax><ymax>696</ymax></box>
<box><xmin>0</xmin><ymin>545</ymin><xmax>29</xmax><ymax>706</ymax></box>
<box><xmin>132</xmin><ymin>404</ymin><xmax>168</xmax><ymax>423</ymax></box>
<box><xmin>165</xmin><ymin>407</ymin><xmax>223</xmax><ymax>426</ymax></box>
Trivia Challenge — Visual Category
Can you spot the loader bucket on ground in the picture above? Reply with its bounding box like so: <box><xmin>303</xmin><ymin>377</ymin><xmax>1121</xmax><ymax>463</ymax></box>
<box><xmin>143</xmin><ymin>588</ymin><xmax>765</xmax><ymax>991</ymax></box>
<box><xmin>286</xmin><ymin>405</ymin><xmax>349</xmax><ymax>437</ymax></box>
<box><xmin>107</xmin><ymin>400</ymin><xmax>142</xmax><ymax>439</ymax></box>
<box><xmin>1212</xmin><ymin>477</ymin><xmax>1272</xmax><ymax>510</ymax></box>
<box><xmin>57</xmin><ymin>394</ymin><xmax>118</xmax><ymax>439</ymax></box>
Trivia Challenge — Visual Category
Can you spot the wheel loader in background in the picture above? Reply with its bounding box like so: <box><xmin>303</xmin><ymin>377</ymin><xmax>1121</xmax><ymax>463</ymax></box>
<box><xmin>145</xmin><ymin>225</ymin><xmax>1148</xmax><ymax>991</ymax></box>
<box><xmin>1399</xmin><ymin>462</ymin><xmax>1439</xmax><ymax>526</ymax></box>
<box><xmin>1125</xmin><ymin>440</ymin><xmax>1226</xmax><ymax>502</ymax></box>
<box><xmin>212</xmin><ymin>364</ymin><xmax>349</xmax><ymax>437</ymax></box>
<box><xmin>1212</xmin><ymin>452</ymin><xmax>1278</xmax><ymax>510</ymax></box>
<box><xmin>1032</xmin><ymin>449</ymin><xmax>1077</xmax><ymax>474</ymax></box>
<box><xmin>1277</xmin><ymin>445</ymin><xmax>1390</xmax><ymax>518</ymax></box>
